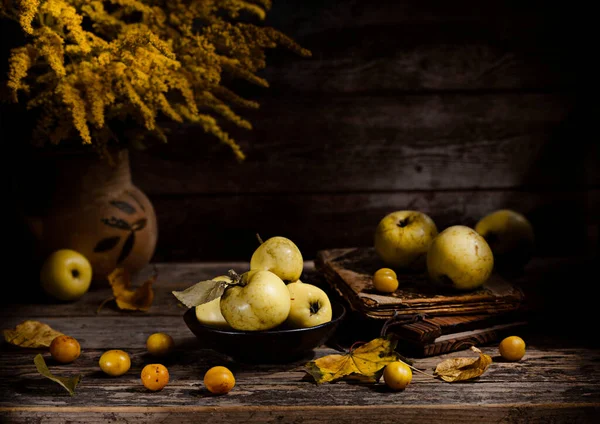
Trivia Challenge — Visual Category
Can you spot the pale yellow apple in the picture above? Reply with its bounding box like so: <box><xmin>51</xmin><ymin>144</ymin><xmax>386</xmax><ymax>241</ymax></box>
<box><xmin>286</xmin><ymin>280</ymin><xmax>332</xmax><ymax>329</ymax></box>
<box><xmin>427</xmin><ymin>225</ymin><xmax>494</xmax><ymax>291</ymax></box>
<box><xmin>40</xmin><ymin>249</ymin><xmax>92</xmax><ymax>301</ymax></box>
<box><xmin>374</xmin><ymin>210</ymin><xmax>438</xmax><ymax>270</ymax></box>
<box><xmin>220</xmin><ymin>270</ymin><xmax>291</xmax><ymax>331</ymax></box>
<box><xmin>250</xmin><ymin>236</ymin><xmax>303</xmax><ymax>282</ymax></box>
<box><xmin>195</xmin><ymin>276</ymin><xmax>231</xmax><ymax>329</ymax></box>
<box><xmin>475</xmin><ymin>209</ymin><xmax>534</xmax><ymax>269</ymax></box>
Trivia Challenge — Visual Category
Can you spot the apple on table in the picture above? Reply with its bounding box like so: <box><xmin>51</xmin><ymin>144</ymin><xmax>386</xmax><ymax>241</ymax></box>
<box><xmin>40</xmin><ymin>249</ymin><xmax>92</xmax><ymax>301</ymax></box>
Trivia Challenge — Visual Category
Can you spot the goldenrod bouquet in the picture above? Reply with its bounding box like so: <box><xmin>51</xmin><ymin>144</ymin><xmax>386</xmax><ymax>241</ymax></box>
<box><xmin>1</xmin><ymin>0</ymin><xmax>309</xmax><ymax>159</ymax></box>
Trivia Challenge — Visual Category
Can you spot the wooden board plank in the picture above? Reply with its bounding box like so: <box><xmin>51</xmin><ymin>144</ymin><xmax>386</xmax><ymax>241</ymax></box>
<box><xmin>257</xmin><ymin>0</ymin><xmax>581</xmax><ymax>92</ymax></box>
<box><xmin>314</xmin><ymin>247</ymin><xmax>528</xmax><ymax>356</ymax></box>
<box><xmin>0</xmin><ymin>262</ymin><xmax>317</xmax><ymax>318</ymax></box>
<box><xmin>129</xmin><ymin>94</ymin><xmax>598</xmax><ymax>194</ymax></box>
<box><xmin>0</xmin><ymin>316</ymin><xmax>196</xmax><ymax>349</ymax></box>
<box><xmin>145</xmin><ymin>190</ymin><xmax>598</xmax><ymax>261</ymax></box>
<box><xmin>2</xmin><ymin>404</ymin><xmax>599</xmax><ymax>424</ymax></box>
<box><xmin>2</xmin><ymin>257</ymin><xmax>592</xmax><ymax>321</ymax></box>
<box><xmin>314</xmin><ymin>247</ymin><xmax>524</xmax><ymax>317</ymax></box>
<box><xmin>1</xmin><ymin>345</ymin><xmax>599</xmax><ymax>407</ymax></box>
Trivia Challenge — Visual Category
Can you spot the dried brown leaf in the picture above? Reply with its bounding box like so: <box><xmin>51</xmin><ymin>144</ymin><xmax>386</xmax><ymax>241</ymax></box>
<box><xmin>102</xmin><ymin>268</ymin><xmax>155</xmax><ymax>311</ymax></box>
<box><xmin>3</xmin><ymin>320</ymin><xmax>63</xmax><ymax>348</ymax></box>
<box><xmin>434</xmin><ymin>346</ymin><xmax>493</xmax><ymax>382</ymax></box>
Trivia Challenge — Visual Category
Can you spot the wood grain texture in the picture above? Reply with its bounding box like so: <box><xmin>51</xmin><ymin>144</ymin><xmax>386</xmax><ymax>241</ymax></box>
<box><xmin>1</xmin><ymin>261</ymin><xmax>599</xmax><ymax>423</ymax></box>
<box><xmin>257</xmin><ymin>0</ymin><xmax>584</xmax><ymax>92</ymax></box>
<box><xmin>6</xmin><ymin>0</ymin><xmax>596</xmax><ymax>270</ymax></box>
<box><xmin>1</xmin><ymin>345</ymin><xmax>599</xmax><ymax>400</ymax></box>
<box><xmin>2</xmin><ymin>405</ymin><xmax>599</xmax><ymax>424</ymax></box>
<box><xmin>0</xmin><ymin>345</ymin><xmax>598</xmax><ymax>423</ymax></box>
<box><xmin>130</xmin><ymin>94</ymin><xmax>598</xmax><ymax>195</ymax></box>
<box><xmin>147</xmin><ymin>190</ymin><xmax>598</xmax><ymax>261</ymax></box>
<box><xmin>0</xmin><ymin>262</ymin><xmax>316</xmax><ymax>318</ymax></box>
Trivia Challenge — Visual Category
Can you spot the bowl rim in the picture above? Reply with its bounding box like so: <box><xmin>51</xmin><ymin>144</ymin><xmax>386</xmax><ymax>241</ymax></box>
<box><xmin>185</xmin><ymin>299</ymin><xmax>346</xmax><ymax>335</ymax></box>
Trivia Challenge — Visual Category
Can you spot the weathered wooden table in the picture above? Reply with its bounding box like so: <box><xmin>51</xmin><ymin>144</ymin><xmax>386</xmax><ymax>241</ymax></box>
<box><xmin>1</xmin><ymin>261</ymin><xmax>599</xmax><ymax>423</ymax></box>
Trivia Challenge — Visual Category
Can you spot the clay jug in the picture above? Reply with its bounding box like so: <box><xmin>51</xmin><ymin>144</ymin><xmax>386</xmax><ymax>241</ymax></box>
<box><xmin>21</xmin><ymin>149</ymin><xmax>158</xmax><ymax>281</ymax></box>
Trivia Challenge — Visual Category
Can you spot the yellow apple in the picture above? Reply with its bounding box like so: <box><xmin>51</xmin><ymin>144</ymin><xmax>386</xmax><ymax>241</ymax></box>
<box><xmin>475</xmin><ymin>209</ymin><xmax>535</xmax><ymax>270</ymax></box>
<box><xmin>195</xmin><ymin>276</ymin><xmax>231</xmax><ymax>329</ymax></box>
<box><xmin>220</xmin><ymin>270</ymin><xmax>291</xmax><ymax>331</ymax></box>
<box><xmin>286</xmin><ymin>280</ymin><xmax>332</xmax><ymax>328</ymax></box>
<box><xmin>427</xmin><ymin>225</ymin><xmax>494</xmax><ymax>291</ymax></box>
<box><xmin>374</xmin><ymin>210</ymin><xmax>438</xmax><ymax>270</ymax></box>
<box><xmin>250</xmin><ymin>236</ymin><xmax>303</xmax><ymax>282</ymax></box>
<box><xmin>40</xmin><ymin>249</ymin><xmax>92</xmax><ymax>301</ymax></box>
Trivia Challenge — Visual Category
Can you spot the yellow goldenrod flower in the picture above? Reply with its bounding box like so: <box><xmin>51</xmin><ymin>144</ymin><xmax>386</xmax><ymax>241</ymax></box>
<box><xmin>2</xmin><ymin>0</ymin><xmax>310</xmax><ymax>159</ymax></box>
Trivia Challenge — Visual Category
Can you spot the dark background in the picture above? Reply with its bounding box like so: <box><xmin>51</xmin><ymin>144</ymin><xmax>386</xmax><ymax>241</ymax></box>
<box><xmin>3</xmin><ymin>0</ymin><xmax>598</xmax><ymax>263</ymax></box>
<box><xmin>128</xmin><ymin>0</ymin><xmax>598</xmax><ymax>262</ymax></box>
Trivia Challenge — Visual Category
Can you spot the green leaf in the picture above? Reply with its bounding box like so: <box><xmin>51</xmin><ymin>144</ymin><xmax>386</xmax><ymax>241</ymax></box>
<box><xmin>172</xmin><ymin>279</ymin><xmax>228</xmax><ymax>308</ymax></box>
<box><xmin>34</xmin><ymin>354</ymin><xmax>82</xmax><ymax>396</ymax></box>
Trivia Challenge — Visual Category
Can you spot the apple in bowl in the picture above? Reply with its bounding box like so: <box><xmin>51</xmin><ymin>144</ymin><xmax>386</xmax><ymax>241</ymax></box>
<box><xmin>250</xmin><ymin>236</ymin><xmax>303</xmax><ymax>282</ymax></box>
<box><xmin>195</xmin><ymin>276</ymin><xmax>231</xmax><ymax>329</ymax></box>
<box><xmin>220</xmin><ymin>270</ymin><xmax>291</xmax><ymax>332</ymax></box>
<box><xmin>183</xmin><ymin>300</ymin><xmax>346</xmax><ymax>363</ymax></box>
<box><xmin>286</xmin><ymin>281</ymin><xmax>332</xmax><ymax>329</ymax></box>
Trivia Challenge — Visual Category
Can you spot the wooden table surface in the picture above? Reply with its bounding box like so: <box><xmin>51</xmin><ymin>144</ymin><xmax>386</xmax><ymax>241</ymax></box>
<box><xmin>1</xmin><ymin>261</ymin><xmax>599</xmax><ymax>423</ymax></box>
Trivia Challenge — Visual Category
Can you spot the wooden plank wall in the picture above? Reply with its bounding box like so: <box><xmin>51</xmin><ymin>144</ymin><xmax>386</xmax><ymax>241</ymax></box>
<box><xmin>128</xmin><ymin>0</ymin><xmax>598</xmax><ymax>261</ymax></box>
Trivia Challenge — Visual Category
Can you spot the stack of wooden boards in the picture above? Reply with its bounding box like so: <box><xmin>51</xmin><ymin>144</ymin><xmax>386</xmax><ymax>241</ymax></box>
<box><xmin>315</xmin><ymin>247</ymin><xmax>528</xmax><ymax>356</ymax></box>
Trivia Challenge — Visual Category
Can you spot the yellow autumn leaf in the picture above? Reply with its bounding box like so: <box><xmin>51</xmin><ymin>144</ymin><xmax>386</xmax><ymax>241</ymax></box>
<box><xmin>305</xmin><ymin>337</ymin><xmax>401</xmax><ymax>384</ymax></box>
<box><xmin>434</xmin><ymin>346</ymin><xmax>493</xmax><ymax>382</ymax></box>
<box><xmin>3</xmin><ymin>320</ymin><xmax>64</xmax><ymax>348</ymax></box>
<box><xmin>99</xmin><ymin>268</ymin><xmax>155</xmax><ymax>312</ymax></box>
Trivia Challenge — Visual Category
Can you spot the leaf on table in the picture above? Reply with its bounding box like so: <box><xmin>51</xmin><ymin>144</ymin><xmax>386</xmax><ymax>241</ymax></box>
<box><xmin>34</xmin><ymin>354</ymin><xmax>82</xmax><ymax>396</ymax></box>
<box><xmin>172</xmin><ymin>279</ymin><xmax>229</xmax><ymax>308</ymax></box>
<box><xmin>3</xmin><ymin>320</ymin><xmax>63</xmax><ymax>348</ymax></box>
<box><xmin>99</xmin><ymin>267</ymin><xmax>155</xmax><ymax>312</ymax></box>
<box><xmin>434</xmin><ymin>346</ymin><xmax>493</xmax><ymax>382</ymax></box>
<box><xmin>304</xmin><ymin>337</ymin><xmax>401</xmax><ymax>384</ymax></box>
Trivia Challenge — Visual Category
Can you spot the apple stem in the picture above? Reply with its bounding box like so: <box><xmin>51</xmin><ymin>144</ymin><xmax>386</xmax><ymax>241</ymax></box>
<box><xmin>227</xmin><ymin>269</ymin><xmax>244</xmax><ymax>286</ymax></box>
<box><xmin>256</xmin><ymin>233</ymin><xmax>264</xmax><ymax>245</ymax></box>
<box><xmin>397</xmin><ymin>218</ymin><xmax>410</xmax><ymax>228</ymax></box>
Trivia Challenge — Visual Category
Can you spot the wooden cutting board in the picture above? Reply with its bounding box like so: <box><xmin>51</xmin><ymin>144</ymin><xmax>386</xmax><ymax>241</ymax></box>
<box><xmin>315</xmin><ymin>247</ymin><xmax>525</xmax><ymax>321</ymax></box>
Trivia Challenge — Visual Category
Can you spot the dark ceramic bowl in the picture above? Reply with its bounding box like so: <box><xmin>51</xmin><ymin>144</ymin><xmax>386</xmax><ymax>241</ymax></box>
<box><xmin>183</xmin><ymin>301</ymin><xmax>346</xmax><ymax>363</ymax></box>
